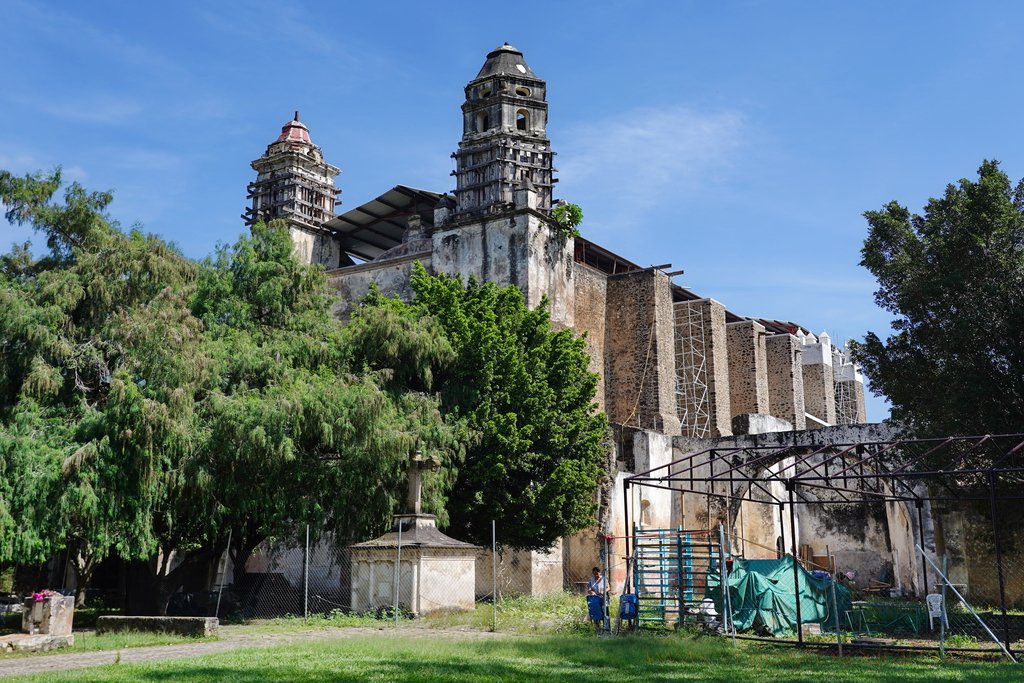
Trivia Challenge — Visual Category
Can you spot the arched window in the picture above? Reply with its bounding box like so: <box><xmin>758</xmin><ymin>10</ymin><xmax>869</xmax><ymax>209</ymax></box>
<box><xmin>477</xmin><ymin>111</ymin><xmax>490</xmax><ymax>132</ymax></box>
<box><xmin>515</xmin><ymin>86</ymin><xmax>531</xmax><ymax>97</ymax></box>
<box><xmin>516</xmin><ymin>110</ymin><xmax>528</xmax><ymax>131</ymax></box>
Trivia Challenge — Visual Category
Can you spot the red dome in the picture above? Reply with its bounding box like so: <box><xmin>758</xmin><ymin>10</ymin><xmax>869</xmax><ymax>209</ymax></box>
<box><xmin>276</xmin><ymin>111</ymin><xmax>311</xmax><ymax>143</ymax></box>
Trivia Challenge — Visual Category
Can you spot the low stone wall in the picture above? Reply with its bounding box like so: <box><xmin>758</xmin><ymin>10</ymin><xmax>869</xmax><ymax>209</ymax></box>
<box><xmin>95</xmin><ymin>616</ymin><xmax>218</xmax><ymax>637</ymax></box>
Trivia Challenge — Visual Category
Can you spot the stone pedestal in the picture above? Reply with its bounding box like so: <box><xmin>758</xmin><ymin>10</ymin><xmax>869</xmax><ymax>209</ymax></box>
<box><xmin>22</xmin><ymin>595</ymin><xmax>74</xmax><ymax>636</ymax></box>
<box><xmin>349</xmin><ymin>515</ymin><xmax>480</xmax><ymax>617</ymax></box>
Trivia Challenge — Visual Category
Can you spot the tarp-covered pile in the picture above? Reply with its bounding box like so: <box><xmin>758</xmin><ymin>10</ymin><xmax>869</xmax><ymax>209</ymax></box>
<box><xmin>707</xmin><ymin>555</ymin><xmax>852</xmax><ymax>636</ymax></box>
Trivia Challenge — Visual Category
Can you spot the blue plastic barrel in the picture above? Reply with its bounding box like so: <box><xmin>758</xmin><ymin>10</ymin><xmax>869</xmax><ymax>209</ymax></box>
<box><xmin>587</xmin><ymin>595</ymin><xmax>605</xmax><ymax>621</ymax></box>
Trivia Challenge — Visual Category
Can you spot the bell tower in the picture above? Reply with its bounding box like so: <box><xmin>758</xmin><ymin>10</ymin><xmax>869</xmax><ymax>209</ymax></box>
<box><xmin>244</xmin><ymin>112</ymin><xmax>342</xmax><ymax>267</ymax></box>
<box><xmin>452</xmin><ymin>43</ymin><xmax>556</xmax><ymax>218</ymax></box>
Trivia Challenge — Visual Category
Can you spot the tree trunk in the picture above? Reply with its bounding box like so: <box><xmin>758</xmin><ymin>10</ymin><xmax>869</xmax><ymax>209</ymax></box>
<box><xmin>230</xmin><ymin>523</ymin><xmax>265</xmax><ymax>587</ymax></box>
<box><xmin>148</xmin><ymin>547</ymin><xmax>216</xmax><ymax>616</ymax></box>
<box><xmin>71</xmin><ymin>545</ymin><xmax>97</xmax><ymax>608</ymax></box>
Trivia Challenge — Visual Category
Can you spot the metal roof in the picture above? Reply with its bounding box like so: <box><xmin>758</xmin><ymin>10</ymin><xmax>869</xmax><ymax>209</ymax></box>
<box><xmin>322</xmin><ymin>185</ymin><xmax>444</xmax><ymax>261</ymax></box>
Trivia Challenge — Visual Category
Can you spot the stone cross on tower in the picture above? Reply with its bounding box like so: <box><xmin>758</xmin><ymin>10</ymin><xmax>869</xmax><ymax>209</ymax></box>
<box><xmin>406</xmin><ymin>450</ymin><xmax>441</xmax><ymax>516</ymax></box>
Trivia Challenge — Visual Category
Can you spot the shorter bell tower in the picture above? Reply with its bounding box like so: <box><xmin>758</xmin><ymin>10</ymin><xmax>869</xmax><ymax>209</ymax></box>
<box><xmin>244</xmin><ymin>112</ymin><xmax>342</xmax><ymax>267</ymax></box>
<box><xmin>452</xmin><ymin>43</ymin><xmax>556</xmax><ymax>218</ymax></box>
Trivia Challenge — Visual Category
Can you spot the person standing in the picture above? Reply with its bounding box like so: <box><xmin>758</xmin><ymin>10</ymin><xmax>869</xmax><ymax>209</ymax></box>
<box><xmin>587</xmin><ymin>567</ymin><xmax>607</xmax><ymax>597</ymax></box>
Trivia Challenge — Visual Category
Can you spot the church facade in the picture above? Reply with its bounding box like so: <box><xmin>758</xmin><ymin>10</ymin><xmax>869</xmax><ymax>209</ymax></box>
<box><xmin>244</xmin><ymin>44</ymin><xmax>903</xmax><ymax>594</ymax></box>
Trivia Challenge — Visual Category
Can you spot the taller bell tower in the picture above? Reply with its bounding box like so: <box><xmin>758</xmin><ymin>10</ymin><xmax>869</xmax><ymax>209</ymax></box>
<box><xmin>452</xmin><ymin>43</ymin><xmax>556</xmax><ymax>218</ymax></box>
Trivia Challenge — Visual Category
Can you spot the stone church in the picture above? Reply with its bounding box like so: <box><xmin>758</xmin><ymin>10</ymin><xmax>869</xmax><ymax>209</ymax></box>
<box><xmin>243</xmin><ymin>44</ymin><xmax>909</xmax><ymax>596</ymax></box>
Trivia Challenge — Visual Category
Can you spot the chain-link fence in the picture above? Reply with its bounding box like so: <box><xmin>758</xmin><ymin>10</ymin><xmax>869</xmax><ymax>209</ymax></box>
<box><xmin>205</xmin><ymin>520</ymin><xmax>618</xmax><ymax>634</ymax></box>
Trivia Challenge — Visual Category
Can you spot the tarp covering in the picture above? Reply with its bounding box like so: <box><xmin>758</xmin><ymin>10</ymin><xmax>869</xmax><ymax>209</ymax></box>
<box><xmin>707</xmin><ymin>556</ymin><xmax>852</xmax><ymax>636</ymax></box>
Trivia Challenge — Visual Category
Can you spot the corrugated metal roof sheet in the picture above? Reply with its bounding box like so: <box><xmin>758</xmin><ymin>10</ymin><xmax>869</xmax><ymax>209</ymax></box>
<box><xmin>323</xmin><ymin>185</ymin><xmax>443</xmax><ymax>261</ymax></box>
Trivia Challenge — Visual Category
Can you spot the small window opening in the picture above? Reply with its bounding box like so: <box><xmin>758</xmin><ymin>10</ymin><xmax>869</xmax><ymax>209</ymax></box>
<box><xmin>516</xmin><ymin>110</ymin><xmax>528</xmax><ymax>131</ymax></box>
<box><xmin>477</xmin><ymin>111</ymin><xmax>490</xmax><ymax>132</ymax></box>
<box><xmin>515</xmin><ymin>86</ymin><xmax>531</xmax><ymax>97</ymax></box>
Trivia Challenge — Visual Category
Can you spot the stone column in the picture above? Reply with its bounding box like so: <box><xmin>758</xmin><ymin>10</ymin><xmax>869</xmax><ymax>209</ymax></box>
<box><xmin>765</xmin><ymin>334</ymin><xmax>806</xmax><ymax>430</ymax></box>
<box><xmin>801</xmin><ymin>332</ymin><xmax>836</xmax><ymax>427</ymax></box>
<box><xmin>605</xmin><ymin>269</ymin><xmax>681</xmax><ymax>435</ymax></box>
<box><xmin>673</xmin><ymin>298</ymin><xmax>732</xmax><ymax>437</ymax></box>
<box><xmin>833</xmin><ymin>361</ymin><xmax>867</xmax><ymax>425</ymax></box>
<box><xmin>726</xmin><ymin>320</ymin><xmax>769</xmax><ymax>416</ymax></box>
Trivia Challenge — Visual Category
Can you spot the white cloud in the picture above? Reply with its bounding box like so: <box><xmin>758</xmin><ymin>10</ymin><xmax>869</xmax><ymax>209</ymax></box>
<box><xmin>557</xmin><ymin>105</ymin><xmax>743</xmax><ymax>234</ymax></box>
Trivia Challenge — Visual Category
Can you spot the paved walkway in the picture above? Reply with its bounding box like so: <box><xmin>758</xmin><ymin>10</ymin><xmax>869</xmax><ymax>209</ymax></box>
<box><xmin>0</xmin><ymin>626</ymin><xmax>501</xmax><ymax>679</ymax></box>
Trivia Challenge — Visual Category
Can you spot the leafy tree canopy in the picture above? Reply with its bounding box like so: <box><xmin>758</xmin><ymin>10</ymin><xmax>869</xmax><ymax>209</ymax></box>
<box><xmin>0</xmin><ymin>168</ymin><xmax>458</xmax><ymax>610</ymax></box>
<box><xmin>853</xmin><ymin>160</ymin><xmax>1024</xmax><ymax>437</ymax></box>
<box><xmin>348</xmin><ymin>263</ymin><xmax>609</xmax><ymax>550</ymax></box>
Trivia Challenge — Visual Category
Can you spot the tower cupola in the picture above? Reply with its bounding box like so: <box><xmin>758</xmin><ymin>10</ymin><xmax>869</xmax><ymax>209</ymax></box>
<box><xmin>244</xmin><ymin>112</ymin><xmax>343</xmax><ymax>267</ymax></box>
<box><xmin>452</xmin><ymin>44</ymin><xmax>556</xmax><ymax>217</ymax></box>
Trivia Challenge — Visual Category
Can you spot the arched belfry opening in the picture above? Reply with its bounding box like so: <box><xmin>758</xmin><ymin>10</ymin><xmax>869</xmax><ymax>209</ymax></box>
<box><xmin>452</xmin><ymin>43</ymin><xmax>555</xmax><ymax>217</ymax></box>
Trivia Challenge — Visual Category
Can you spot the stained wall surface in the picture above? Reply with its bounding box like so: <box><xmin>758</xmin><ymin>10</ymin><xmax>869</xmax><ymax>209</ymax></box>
<box><xmin>573</xmin><ymin>263</ymin><xmax>609</xmax><ymax>411</ymax></box>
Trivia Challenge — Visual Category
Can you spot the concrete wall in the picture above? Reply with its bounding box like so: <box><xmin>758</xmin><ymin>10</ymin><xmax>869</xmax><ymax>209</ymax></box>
<box><xmin>573</xmin><ymin>263</ymin><xmax>608</xmax><ymax>411</ymax></box>
<box><xmin>605</xmin><ymin>270</ymin><xmax>681</xmax><ymax>435</ymax></box>
<box><xmin>419</xmin><ymin>555</ymin><xmax>475</xmax><ymax>613</ymax></box>
<box><xmin>475</xmin><ymin>543</ymin><xmax>563</xmax><ymax>598</ymax></box>
<box><xmin>726</xmin><ymin>320</ymin><xmax>769</xmax><ymax>417</ymax></box>
<box><xmin>766</xmin><ymin>334</ymin><xmax>806</xmax><ymax>430</ymax></box>
<box><xmin>673</xmin><ymin>298</ymin><xmax>731</xmax><ymax>438</ymax></box>
<box><xmin>326</xmin><ymin>252</ymin><xmax>431</xmax><ymax>319</ymax></box>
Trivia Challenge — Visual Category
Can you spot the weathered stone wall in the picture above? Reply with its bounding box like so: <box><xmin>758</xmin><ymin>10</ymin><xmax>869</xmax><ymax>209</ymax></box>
<box><xmin>96</xmin><ymin>616</ymin><xmax>217</xmax><ymax>637</ymax></box>
<box><xmin>573</xmin><ymin>263</ymin><xmax>608</xmax><ymax>411</ymax></box>
<box><xmin>765</xmin><ymin>334</ymin><xmax>806</xmax><ymax>430</ymax></box>
<box><xmin>936</xmin><ymin>506</ymin><xmax>1024</xmax><ymax>607</ymax></box>
<box><xmin>326</xmin><ymin>252</ymin><xmax>431</xmax><ymax>319</ymax></box>
<box><xmin>674</xmin><ymin>299</ymin><xmax>732</xmax><ymax>437</ymax></box>
<box><xmin>605</xmin><ymin>270</ymin><xmax>681</xmax><ymax>435</ymax></box>
<box><xmin>431</xmin><ymin>203</ymin><xmax>575</xmax><ymax>328</ymax></box>
<box><xmin>290</xmin><ymin>225</ymin><xmax>342</xmax><ymax>269</ymax></box>
<box><xmin>726</xmin><ymin>320</ymin><xmax>769</xmax><ymax>416</ymax></box>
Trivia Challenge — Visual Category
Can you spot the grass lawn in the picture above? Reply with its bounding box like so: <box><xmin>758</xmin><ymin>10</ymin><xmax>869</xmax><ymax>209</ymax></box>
<box><xmin>13</xmin><ymin>632</ymin><xmax>1020</xmax><ymax>682</ymax></box>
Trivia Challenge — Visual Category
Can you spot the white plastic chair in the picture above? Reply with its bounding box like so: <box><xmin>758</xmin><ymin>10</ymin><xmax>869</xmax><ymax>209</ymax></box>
<box><xmin>926</xmin><ymin>593</ymin><xmax>947</xmax><ymax>630</ymax></box>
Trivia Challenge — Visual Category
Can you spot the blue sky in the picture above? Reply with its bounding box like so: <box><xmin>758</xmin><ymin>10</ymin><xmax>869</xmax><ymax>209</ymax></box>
<box><xmin>3</xmin><ymin>1</ymin><xmax>1023</xmax><ymax>422</ymax></box>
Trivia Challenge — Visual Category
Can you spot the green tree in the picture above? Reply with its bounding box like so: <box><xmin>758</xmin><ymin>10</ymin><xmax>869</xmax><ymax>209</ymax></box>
<box><xmin>177</xmin><ymin>222</ymin><xmax>461</xmax><ymax>604</ymax></box>
<box><xmin>854</xmin><ymin>160</ymin><xmax>1024</xmax><ymax>437</ymax></box>
<box><xmin>0</xmin><ymin>169</ymin><xmax>202</xmax><ymax>604</ymax></box>
<box><xmin>1</xmin><ymin>169</ymin><xmax>459</xmax><ymax>611</ymax></box>
<box><xmin>349</xmin><ymin>264</ymin><xmax>608</xmax><ymax>550</ymax></box>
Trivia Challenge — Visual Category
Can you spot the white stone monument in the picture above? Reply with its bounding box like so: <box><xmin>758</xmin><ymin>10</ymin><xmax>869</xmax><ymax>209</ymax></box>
<box><xmin>349</xmin><ymin>452</ymin><xmax>480</xmax><ymax>617</ymax></box>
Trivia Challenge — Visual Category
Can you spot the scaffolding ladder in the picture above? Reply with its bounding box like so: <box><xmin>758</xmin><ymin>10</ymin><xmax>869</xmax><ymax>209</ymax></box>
<box><xmin>632</xmin><ymin>526</ymin><xmax>722</xmax><ymax>628</ymax></box>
